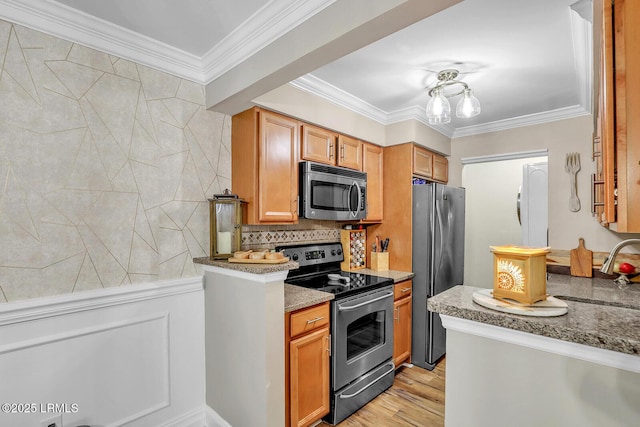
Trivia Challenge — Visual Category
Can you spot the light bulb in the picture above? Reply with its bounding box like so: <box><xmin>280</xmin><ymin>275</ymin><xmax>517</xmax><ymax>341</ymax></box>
<box><xmin>456</xmin><ymin>88</ymin><xmax>481</xmax><ymax>118</ymax></box>
<box><xmin>426</xmin><ymin>87</ymin><xmax>451</xmax><ymax>124</ymax></box>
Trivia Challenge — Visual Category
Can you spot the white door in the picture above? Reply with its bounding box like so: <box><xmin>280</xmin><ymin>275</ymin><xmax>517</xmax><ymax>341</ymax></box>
<box><xmin>521</xmin><ymin>162</ymin><xmax>548</xmax><ymax>247</ymax></box>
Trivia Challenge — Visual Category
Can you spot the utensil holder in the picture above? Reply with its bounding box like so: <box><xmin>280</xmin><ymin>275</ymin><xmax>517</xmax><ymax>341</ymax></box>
<box><xmin>371</xmin><ymin>252</ymin><xmax>389</xmax><ymax>271</ymax></box>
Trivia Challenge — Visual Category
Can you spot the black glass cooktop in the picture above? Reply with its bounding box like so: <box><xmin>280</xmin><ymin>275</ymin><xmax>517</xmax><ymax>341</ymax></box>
<box><xmin>284</xmin><ymin>268</ymin><xmax>393</xmax><ymax>299</ymax></box>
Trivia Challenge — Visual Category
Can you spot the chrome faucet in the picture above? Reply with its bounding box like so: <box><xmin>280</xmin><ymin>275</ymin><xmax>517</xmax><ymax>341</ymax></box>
<box><xmin>600</xmin><ymin>239</ymin><xmax>640</xmax><ymax>275</ymax></box>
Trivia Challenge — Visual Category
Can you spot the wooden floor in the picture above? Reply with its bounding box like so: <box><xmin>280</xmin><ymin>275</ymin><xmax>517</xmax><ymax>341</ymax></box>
<box><xmin>322</xmin><ymin>358</ymin><xmax>446</xmax><ymax>427</ymax></box>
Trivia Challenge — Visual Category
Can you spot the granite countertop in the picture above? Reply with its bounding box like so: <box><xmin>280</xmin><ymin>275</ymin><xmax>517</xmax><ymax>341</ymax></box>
<box><xmin>193</xmin><ymin>256</ymin><xmax>299</xmax><ymax>274</ymax></box>
<box><xmin>284</xmin><ymin>269</ymin><xmax>414</xmax><ymax>312</ymax></box>
<box><xmin>428</xmin><ymin>273</ymin><xmax>640</xmax><ymax>356</ymax></box>
<box><xmin>285</xmin><ymin>284</ymin><xmax>335</xmax><ymax>312</ymax></box>
<box><xmin>194</xmin><ymin>256</ymin><xmax>413</xmax><ymax>312</ymax></box>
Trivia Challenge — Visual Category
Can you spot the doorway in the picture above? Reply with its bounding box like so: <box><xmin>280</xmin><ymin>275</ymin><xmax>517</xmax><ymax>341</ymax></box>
<box><xmin>461</xmin><ymin>152</ymin><xmax>548</xmax><ymax>288</ymax></box>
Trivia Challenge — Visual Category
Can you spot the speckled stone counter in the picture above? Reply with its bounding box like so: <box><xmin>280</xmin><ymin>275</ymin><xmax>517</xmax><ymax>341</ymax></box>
<box><xmin>193</xmin><ymin>256</ymin><xmax>299</xmax><ymax>274</ymax></box>
<box><xmin>284</xmin><ymin>284</ymin><xmax>334</xmax><ymax>312</ymax></box>
<box><xmin>428</xmin><ymin>273</ymin><xmax>640</xmax><ymax>356</ymax></box>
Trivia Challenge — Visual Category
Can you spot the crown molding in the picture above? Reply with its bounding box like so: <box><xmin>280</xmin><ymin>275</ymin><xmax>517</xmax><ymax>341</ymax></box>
<box><xmin>201</xmin><ymin>0</ymin><xmax>336</xmax><ymax>84</ymax></box>
<box><xmin>292</xmin><ymin>74</ymin><xmax>591</xmax><ymax>139</ymax></box>
<box><xmin>0</xmin><ymin>0</ymin><xmax>205</xmax><ymax>82</ymax></box>
<box><xmin>569</xmin><ymin>2</ymin><xmax>593</xmax><ymax>115</ymax></box>
<box><xmin>451</xmin><ymin>105</ymin><xmax>590</xmax><ymax>138</ymax></box>
<box><xmin>0</xmin><ymin>0</ymin><xmax>334</xmax><ymax>85</ymax></box>
<box><xmin>461</xmin><ymin>149</ymin><xmax>549</xmax><ymax>165</ymax></box>
<box><xmin>289</xmin><ymin>74</ymin><xmax>389</xmax><ymax>123</ymax></box>
<box><xmin>0</xmin><ymin>0</ymin><xmax>594</xmax><ymax>138</ymax></box>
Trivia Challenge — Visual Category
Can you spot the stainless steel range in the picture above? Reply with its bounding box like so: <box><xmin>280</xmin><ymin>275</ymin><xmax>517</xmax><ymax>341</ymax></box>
<box><xmin>278</xmin><ymin>242</ymin><xmax>395</xmax><ymax>425</ymax></box>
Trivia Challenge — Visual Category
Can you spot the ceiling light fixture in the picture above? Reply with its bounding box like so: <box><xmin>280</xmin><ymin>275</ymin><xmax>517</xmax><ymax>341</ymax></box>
<box><xmin>426</xmin><ymin>69</ymin><xmax>481</xmax><ymax>125</ymax></box>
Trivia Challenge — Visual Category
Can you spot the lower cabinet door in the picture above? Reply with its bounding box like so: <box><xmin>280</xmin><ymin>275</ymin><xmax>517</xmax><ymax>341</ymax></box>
<box><xmin>393</xmin><ymin>296</ymin><xmax>412</xmax><ymax>367</ymax></box>
<box><xmin>290</xmin><ymin>326</ymin><xmax>330</xmax><ymax>427</ymax></box>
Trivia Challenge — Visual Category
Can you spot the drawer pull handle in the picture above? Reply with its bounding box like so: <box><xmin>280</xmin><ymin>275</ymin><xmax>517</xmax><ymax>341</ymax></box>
<box><xmin>401</xmin><ymin>288</ymin><xmax>411</xmax><ymax>292</ymax></box>
<box><xmin>306</xmin><ymin>316</ymin><xmax>325</xmax><ymax>324</ymax></box>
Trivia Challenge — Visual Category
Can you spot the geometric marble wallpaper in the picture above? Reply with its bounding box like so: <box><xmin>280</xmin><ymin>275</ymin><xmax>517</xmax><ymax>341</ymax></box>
<box><xmin>0</xmin><ymin>19</ymin><xmax>231</xmax><ymax>303</ymax></box>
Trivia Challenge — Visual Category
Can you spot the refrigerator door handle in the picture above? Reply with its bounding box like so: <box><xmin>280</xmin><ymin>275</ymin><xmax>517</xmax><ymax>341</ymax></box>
<box><xmin>434</xmin><ymin>200</ymin><xmax>446</xmax><ymax>285</ymax></box>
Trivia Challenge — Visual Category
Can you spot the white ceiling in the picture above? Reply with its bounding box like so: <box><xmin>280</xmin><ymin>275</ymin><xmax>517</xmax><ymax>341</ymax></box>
<box><xmin>2</xmin><ymin>0</ymin><xmax>593</xmax><ymax>137</ymax></box>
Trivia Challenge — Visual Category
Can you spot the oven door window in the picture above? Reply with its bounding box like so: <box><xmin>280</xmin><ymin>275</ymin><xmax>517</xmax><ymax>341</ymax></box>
<box><xmin>310</xmin><ymin>180</ymin><xmax>352</xmax><ymax>212</ymax></box>
<box><xmin>346</xmin><ymin>311</ymin><xmax>385</xmax><ymax>360</ymax></box>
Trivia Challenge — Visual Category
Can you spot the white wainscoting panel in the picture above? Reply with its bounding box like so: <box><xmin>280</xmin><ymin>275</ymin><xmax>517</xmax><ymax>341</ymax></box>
<box><xmin>0</xmin><ymin>277</ymin><xmax>208</xmax><ymax>427</ymax></box>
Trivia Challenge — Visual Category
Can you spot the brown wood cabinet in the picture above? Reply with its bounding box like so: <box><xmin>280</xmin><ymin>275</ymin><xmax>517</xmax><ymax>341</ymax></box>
<box><xmin>594</xmin><ymin>0</ymin><xmax>640</xmax><ymax>232</ymax></box>
<box><xmin>301</xmin><ymin>123</ymin><xmax>337</xmax><ymax>165</ymax></box>
<box><xmin>300</xmin><ymin>124</ymin><xmax>363</xmax><ymax>171</ymax></box>
<box><xmin>285</xmin><ymin>302</ymin><xmax>330</xmax><ymax>427</ymax></box>
<box><xmin>412</xmin><ymin>144</ymin><xmax>449</xmax><ymax>183</ymax></box>
<box><xmin>393</xmin><ymin>280</ymin><xmax>412</xmax><ymax>367</ymax></box>
<box><xmin>337</xmin><ymin>134</ymin><xmax>363</xmax><ymax>170</ymax></box>
<box><xmin>413</xmin><ymin>145</ymin><xmax>433</xmax><ymax>178</ymax></box>
<box><xmin>232</xmin><ymin>108</ymin><xmax>299</xmax><ymax>224</ymax></box>
<box><xmin>432</xmin><ymin>153</ymin><xmax>449</xmax><ymax>183</ymax></box>
<box><xmin>362</xmin><ymin>142</ymin><xmax>384</xmax><ymax>222</ymax></box>
<box><xmin>365</xmin><ymin>143</ymin><xmax>447</xmax><ymax>272</ymax></box>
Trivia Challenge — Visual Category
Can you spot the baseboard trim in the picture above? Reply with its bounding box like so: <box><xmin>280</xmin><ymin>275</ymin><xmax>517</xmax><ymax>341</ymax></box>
<box><xmin>205</xmin><ymin>405</ymin><xmax>232</xmax><ymax>427</ymax></box>
<box><xmin>159</xmin><ymin>406</ymin><xmax>208</xmax><ymax>427</ymax></box>
<box><xmin>0</xmin><ymin>276</ymin><xmax>204</xmax><ymax>326</ymax></box>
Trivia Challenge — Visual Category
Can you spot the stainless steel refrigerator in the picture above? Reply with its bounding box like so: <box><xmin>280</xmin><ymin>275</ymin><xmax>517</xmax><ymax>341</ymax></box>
<box><xmin>411</xmin><ymin>183</ymin><xmax>465</xmax><ymax>370</ymax></box>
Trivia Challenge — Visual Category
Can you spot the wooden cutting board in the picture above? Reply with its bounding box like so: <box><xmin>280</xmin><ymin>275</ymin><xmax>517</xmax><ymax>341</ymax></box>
<box><xmin>570</xmin><ymin>237</ymin><xmax>593</xmax><ymax>277</ymax></box>
<box><xmin>228</xmin><ymin>257</ymin><xmax>289</xmax><ymax>264</ymax></box>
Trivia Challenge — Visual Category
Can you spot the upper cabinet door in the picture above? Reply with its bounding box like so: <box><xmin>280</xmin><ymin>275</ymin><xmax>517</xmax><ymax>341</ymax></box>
<box><xmin>259</xmin><ymin>111</ymin><xmax>300</xmax><ymax>223</ymax></box>
<box><xmin>432</xmin><ymin>153</ymin><xmax>448</xmax><ymax>183</ymax></box>
<box><xmin>301</xmin><ymin>124</ymin><xmax>337</xmax><ymax>165</ymax></box>
<box><xmin>362</xmin><ymin>143</ymin><xmax>383</xmax><ymax>222</ymax></box>
<box><xmin>595</xmin><ymin>0</ymin><xmax>640</xmax><ymax>232</ymax></box>
<box><xmin>412</xmin><ymin>146</ymin><xmax>433</xmax><ymax>178</ymax></box>
<box><xmin>337</xmin><ymin>135</ymin><xmax>363</xmax><ymax>170</ymax></box>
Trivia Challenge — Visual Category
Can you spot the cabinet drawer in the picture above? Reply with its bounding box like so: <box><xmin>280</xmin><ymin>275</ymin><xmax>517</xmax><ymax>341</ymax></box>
<box><xmin>394</xmin><ymin>280</ymin><xmax>412</xmax><ymax>300</ymax></box>
<box><xmin>290</xmin><ymin>303</ymin><xmax>330</xmax><ymax>337</ymax></box>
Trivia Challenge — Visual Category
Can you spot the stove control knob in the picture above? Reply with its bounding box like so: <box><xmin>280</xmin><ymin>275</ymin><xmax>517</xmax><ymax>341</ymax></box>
<box><xmin>291</xmin><ymin>253</ymin><xmax>299</xmax><ymax>261</ymax></box>
<box><xmin>336</xmin><ymin>248</ymin><xmax>343</xmax><ymax>256</ymax></box>
<box><xmin>331</xmin><ymin>249</ymin><xmax>336</xmax><ymax>256</ymax></box>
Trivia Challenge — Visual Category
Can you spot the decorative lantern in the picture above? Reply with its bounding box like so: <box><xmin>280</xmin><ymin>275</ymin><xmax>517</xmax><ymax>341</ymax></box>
<box><xmin>209</xmin><ymin>190</ymin><xmax>244</xmax><ymax>259</ymax></box>
<box><xmin>490</xmin><ymin>245</ymin><xmax>550</xmax><ymax>304</ymax></box>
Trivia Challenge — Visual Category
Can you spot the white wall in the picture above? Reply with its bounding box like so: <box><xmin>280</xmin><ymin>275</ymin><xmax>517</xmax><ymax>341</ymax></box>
<box><xmin>254</xmin><ymin>84</ymin><xmax>387</xmax><ymax>145</ymax></box>
<box><xmin>0</xmin><ymin>278</ymin><xmax>207</xmax><ymax>427</ymax></box>
<box><xmin>451</xmin><ymin>115</ymin><xmax>640</xmax><ymax>253</ymax></box>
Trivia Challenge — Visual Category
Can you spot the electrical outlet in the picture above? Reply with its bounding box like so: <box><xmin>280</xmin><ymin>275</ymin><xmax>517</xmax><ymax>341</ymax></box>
<box><xmin>41</xmin><ymin>414</ymin><xmax>62</xmax><ymax>427</ymax></box>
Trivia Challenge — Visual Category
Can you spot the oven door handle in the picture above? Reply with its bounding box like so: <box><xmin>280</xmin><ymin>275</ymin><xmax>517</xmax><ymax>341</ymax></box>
<box><xmin>337</xmin><ymin>291</ymin><xmax>394</xmax><ymax>311</ymax></box>
<box><xmin>348</xmin><ymin>181</ymin><xmax>362</xmax><ymax>218</ymax></box>
<box><xmin>339</xmin><ymin>362</ymin><xmax>395</xmax><ymax>399</ymax></box>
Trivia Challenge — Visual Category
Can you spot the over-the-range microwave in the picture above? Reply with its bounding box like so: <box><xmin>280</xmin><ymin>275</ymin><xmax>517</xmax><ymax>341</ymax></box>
<box><xmin>299</xmin><ymin>161</ymin><xmax>367</xmax><ymax>221</ymax></box>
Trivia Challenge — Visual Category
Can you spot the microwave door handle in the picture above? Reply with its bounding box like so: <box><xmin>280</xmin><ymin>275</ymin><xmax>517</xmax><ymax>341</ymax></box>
<box><xmin>350</xmin><ymin>181</ymin><xmax>362</xmax><ymax>218</ymax></box>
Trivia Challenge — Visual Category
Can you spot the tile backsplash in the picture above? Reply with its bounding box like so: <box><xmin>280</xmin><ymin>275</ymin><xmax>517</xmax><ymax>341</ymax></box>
<box><xmin>242</xmin><ymin>219</ymin><xmax>342</xmax><ymax>250</ymax></box>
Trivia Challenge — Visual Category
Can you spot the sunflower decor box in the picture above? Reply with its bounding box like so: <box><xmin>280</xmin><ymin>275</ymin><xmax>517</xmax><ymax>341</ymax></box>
<box><xmin>490</xmin><ymin>245</ymin><xmax>550</xmax><ymax>305</ymax></box>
